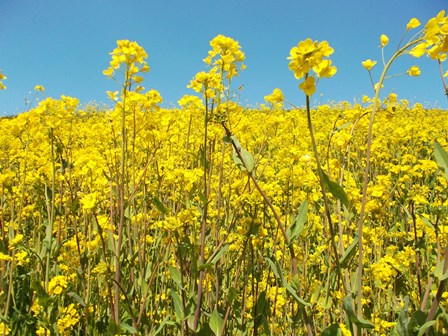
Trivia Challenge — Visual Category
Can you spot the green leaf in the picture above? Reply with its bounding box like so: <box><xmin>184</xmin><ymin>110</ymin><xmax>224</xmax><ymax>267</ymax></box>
<box><xmin>265</xmin><ymin>256</ymin><xmax>310</xmax><ymax>307</ymax></box>
<box><xmin>152</xmin><ymin>316</ymin><xmax>176</xmax><ymax>335</ymax></box>
<box><xmin>265</xmin><ymin>256</ymin><xmax>281</xmax><ymax>279</ymax></box>
<box><xmin>434</xmin><ymin>140</ymin><xmax>448</xmax><ymax>181</ymax></box>
<box><xmin>209</xmin><ymin>310</ymin><xmax>224</xmax><ymax>336</ymax></box>
<box><xmin>393</xmin><ymin>296</ymin><xmax>409</xmax><ymax>335</ymax></box>
<box><xmin>227</xmin><ymin>287</ymin><xmax>238</xmax><ymax>303</ymax></box>
<box><xmin>417</xmin><ymin>320</ymin><xmax>436</xmax><ymax>336</ymax></box>
<box><xmin>210</xmin><ymin>244</ymin><xmax>229</xmax><ymax>264</ymax></box>
<box><xmin>321</xmin><ymin>170</ymin><xmax>348</xmax><ymax>207</ymax></box>
<box><xmin>170</xmin><ymin>289</ymin><xmax>184</xmax><ymax>322</ymax></box>
<box><xmin>287</xmin><ymin>200</ymin><xmax>308</xmax><ymax>244</ymax></box>
<box><xmin>434</xmin><ymin>258</ymin><xmax>448</xmax><ymax>281</ymax></box>
<box><xmin>119</xmin><ymin>322</ymin><xmax>137</xmax><ymax>333</ymax></box>
<box><xmin>153</xmin><ymin>196</ymin><xmax>169</xmax><ymax>215</ymax></box>
<box><xmin>339</xmin><ymin>236</ymin><xmax>358</xmax><ymax>268</ymax></box>
<box><xmin>230</xmin><ymin>135</ymin><xmax>255</xmax><ymax>173</ymax></box>
<box><xmin>322</xmin><ymin>323</ymin><xmax>342</xmax><ymax>336</ymax></box>
<box><xmin>67</xmin><ymin>292</ymin><xmax>87</xmax><ymax>307</ymax></box>
<box><xmin>169</xmin><ymin>266</ymin><xmax>183</xmax><ymax>290</ymax></box>
<box><xmin>333</xmin><ymin>121</ymin><xmax>352</xmax><ymax>133</ymax></box>
<box><xmin>418</xmin><ymin>213</ymin><xmax>435</xmax><ymax>231</ymax></box>
<box><xmin>343</xmin><ymin>295</ymin><xmax>374</xmax><ymax>329</ymax></box>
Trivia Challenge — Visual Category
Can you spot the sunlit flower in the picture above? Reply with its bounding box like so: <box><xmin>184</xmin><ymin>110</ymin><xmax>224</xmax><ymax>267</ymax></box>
<box><xmin>380</xmin><ymin>34</ymin><xmax>389</xmax><ymax>47</ymax></box>
<box><xmin>299</xmin><ymin>76</ymin><xmax>316</xmax><ymax>96</ymax></box>
<box><xmin>406</xmin><ymin>18</ymin><xmax>421</xmax><ymax>30</ymax></box>
<box><xmin>48</xmin><ymin>275</ymin><xmax>68</xmax><ymax>295</ymax></box>
<box><xmin>0</xmin><ymin>70</ymin><xmax>6</xmax><ymax>90</ymax></box>
<box><xmin>362</xmin><ymin>59</ymin><xmax>377</xmax><ymax>71</ymax></box>
<box><xmin>34</xmin><ymin>85</ymin><xmax>45</xmax><ymax>92</ymax></box>
<box><xmin>407</xmin><ymin>65</ymin><xmax>421</xmax><ymax>76</ymax></box>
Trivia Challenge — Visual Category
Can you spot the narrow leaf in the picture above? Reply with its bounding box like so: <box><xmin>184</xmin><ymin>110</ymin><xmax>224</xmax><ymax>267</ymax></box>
<box><xmin>287</xmin><ymin>200</ymin><xmax>308</xmax><ymax>244</ymax></box>
<box><xmin>434</xmin><ymin>140</ymin><xmax>448</xmax><ymax>181</ymax></box>
<box><xmin>339</xmin><ymin>236</ymin><xmax>358</xmax><ymax>268</ymax></box>
<box><xmin>170</xmin><ymin>289</ymin><xmax>184</xmax><ymax>321</ymax></box>
<box><xmin>67</xmin><ymin>292</ymin><xmax>87</xmax><ymax>307</ymax></box>
<box><xmin>152</xmin><ymin>316</ymin><xmax>176</xmax><ymax>335</ymax></box>
<box><xmin>153</xmin><ymin>196</ymin><xmax>169</xmax><ymax>215</ymax></box>
<box><xmin>230</xmin><ymin>135</ymin><xmax>255</xmax><ymax>172</ymax></box>
<box><xmin>210</xmin><ymin>244</ymin><xmax>229</xmax><ymax>264</ymax></box>
<box><xmin>322</xmin><ymin>170</ymin><xmax>348</xmax><ymax>207</ymax></box>
<box><xmin>343</xmin><ymin>295</ymin><xmax>374</xmax><ymax>329</ymax></box>
<box><xmin>417</xmin><ymin>320</ymin><xmax>437</xmax><ymax>336</ymax></box>
<box><xmin>265</xmin><ymin>257</ymin><xmax>281</xmax><ymax>279</ymax></box>
<box><xmin>169</xmin><ymin>266</ymin><xmax>183</xmax><ymax>290</ymax></box>
<box><xmin>119</xmin><ymin>322</ymin><xmax>137</xmax><ymax>333</ymax></box>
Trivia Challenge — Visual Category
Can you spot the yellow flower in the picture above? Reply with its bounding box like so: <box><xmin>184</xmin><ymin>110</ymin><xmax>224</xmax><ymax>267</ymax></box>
<box><xmin>0</xmin><ymin>253</ymin><xmax>12</xmax><ymax>261</ymax></box>
<box><xmin>34</xmin><ymin>85</ymin><xmax>45</xmax><ymax>92</ymax></box>
<box><xmin>0</xmin><ymin>70</ymin><xmax>6</xmax><ymax>90</ymax></box>
<box><xmin>299</xmin><ymin>76</ymin><xmax>316</xmax><ymax>96</ymax></box>
<box><xmin>48</xmin><ymin>275</ymin><xmax>68</xmax><ymax>295</ymax></box>
<box><xmin>406</xmin><ymin>18</ymin><xmax>421</xmax><ymax>30</ymax></box>
<box><xmin>380</xmin><ymin>34</ymin><xmax>389</xmax><ymax>47</ymax></box>
<box><xmin>204</xmin><ymin>34</ymin><xmax>245</xmax><ymax>79</ymax></box>
<box><xmin>80</xmin><ymin>193</ymin><xmax>97</xmax><ymax>210</ymax></box>
<box><xmin>57</xmin><ymin>304</ymin><xmax>80</xmax><ymax>334</ymax></box>
<box><xmin>362</xmin><ymin>59</ymin><xmax>377</xmax><ymax>71</ymax></box>
<box><xmin>288</xmin><ymin>38</ymin><xmax>336</xmax><ymax>84</ymax></box>
<box><xmin>107</xmin><ymin>90</ymin><xmax>118</xmax><ymax>101</ymax></box>
<box><xmin>9</xmin><ymin>234</ymin><xmax>23</xmax><ymax>248</ymax></box>
<box><xmin>15</xmin><ymin>250</ymin><xmax>29</xmax><ymax>266</ymax></box>
<box><xmin>407</xmin><ymin>65</ymin><xmax>421</xmax><ymax>76</ymax></box>
<box><xmin>409</xmin><ymin>41</ymin><xmax>431</xmax><ymax>58</ymax></box>
<box><xmin>264</xmin><ymin>88</ymin><xmax>284</xmax><ymax>108</ymax></box>
<box><xmin>36</xmin><ymin>326</ymin><xmax>49</xmax><ymax>336</ymax></box>
<box><xmin>0</xmin><ymin>322</ymin><xmax>10</xmax><ymax>335</ymax></box>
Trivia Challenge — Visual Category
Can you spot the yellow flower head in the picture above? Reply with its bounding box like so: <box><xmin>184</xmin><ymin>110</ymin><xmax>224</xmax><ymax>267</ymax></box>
<box><xmin>204</xmin><ymin>34</ymin><xmax>245</xmax><ymax>79</ymax></box>
<box><xmin>103</xmin><ymin>40</ymin><xmax>149</xmax><ymax>83</ymax></box>
<box><xmin>288</xmin><ymin>39</ymin><xmax>336</xmax><ymax>80</ymax></box>
<box><xmin>406</xmin><ymin>18</ymin><xmax>421</xmax><ymax>30</ymax></box>
<box><xmin>187</xmin><ymin>68</ymin><xmax>222</xmax><ymax>98</ymax></box>
<box><xmin>407</xmin><ymin>65</ymin><xmax>421</xmax><ymax>76</ymax></box>
<box><xmin>80</xmin><ymin>193</ymin><xmax>97</xmax><ymax>210</ymax></box>
<box><xmin>34</xmin><ymin>85</ymin><xmax>45</xmax><ymax>92</ymax></box>
<box><xmin>48</xmin><ymin>275</ymin><xmax>68</xmax><ymax>295</ymax></box>
<box><xmin>0</xmin><ymin>70</ymin><xmax>6</xmax><ymax>90</ymax></box>
<box><xmin>362</xmin><ymin>59</ymin><xmax>377</xmax><ymax>71</ymax></box>
<box><xmin>380</xmin><ymin>34</ymin><xmax>389</xmax><ymax>47</ymax></box>
<box><xmin>299</xmin><ymin>76</ymin><xmax>316</xmax><ymax>96</ymax></box>
<box><xmin>264</xmin><ymin>88</ymin><xmax>284</xmax><ymax>108</ymax></box>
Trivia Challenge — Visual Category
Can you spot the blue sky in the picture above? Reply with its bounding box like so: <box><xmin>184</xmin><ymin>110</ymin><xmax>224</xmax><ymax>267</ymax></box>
<box><xmin>0</xmin><ymin>0</ymin><xmax>447</xmax><ymax>115</ymax></box>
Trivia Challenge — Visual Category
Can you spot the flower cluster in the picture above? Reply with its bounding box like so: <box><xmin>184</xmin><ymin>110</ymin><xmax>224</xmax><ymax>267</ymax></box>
<box><xmin>288</xmin><ymin>38</ymin><xmax>337</xmax><ymax>95</ymax></box>
<box><xmin>102</xmin><ymin>40</ymin><xmax>149</xmax><ymax>86</ymax></box>
<box><xmin>263</xmin><ymin>88</ymin><xmax>284</xmax><ymax>109</ymax></box>
<box><xmin>204</xmin><ymin>34</ymin><xmax>246</xmax><ymax>79</ymax></box>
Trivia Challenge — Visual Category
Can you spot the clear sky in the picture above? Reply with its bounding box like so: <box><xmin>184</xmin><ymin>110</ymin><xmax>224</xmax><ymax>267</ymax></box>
<box><xmin>0</xmin><ymin>0</ymin><xmax>447</xmax><ymax>115</ymax></box>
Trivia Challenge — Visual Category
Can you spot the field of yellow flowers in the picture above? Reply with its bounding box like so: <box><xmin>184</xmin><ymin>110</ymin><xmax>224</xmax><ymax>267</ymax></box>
<box><xmin>1</xmin><ymin>11</ymin><xmax>448</xmax><ymax>336</ymax></box>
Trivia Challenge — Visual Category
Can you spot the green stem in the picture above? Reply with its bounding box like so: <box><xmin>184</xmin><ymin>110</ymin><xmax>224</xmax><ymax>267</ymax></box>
<box><xmin>355</xmin><ymin>38</ymin><xmax>423</xmax><ymax>330</ymax></box>
<box><xmin>304</xmin><ymin>94</ymin><xmax>347</xmax><ymax>296</ymax></box>
<box><xmin>194</xmin><ymin>94</ymin><xmax>210</xmax><ymax>331</ymax></box>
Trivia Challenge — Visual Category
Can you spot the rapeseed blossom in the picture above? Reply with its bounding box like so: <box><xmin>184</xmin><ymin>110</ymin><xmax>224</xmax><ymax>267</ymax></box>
<box><xmin>380</xmin><ymin>34</ymin><xmax>389</xmax><ymax>47</ymax></box>
<box><xmin>288</xmin><ymin>38</ymin><xmax>336</xmax><ymax>95</ymax></box>
<box><xmin>407</xmin><ymin>65</ymin><xmax>421</xmax><ymax>76</ymax></box>
<box><xmin>406</xmin><ymin>18</ymin><xmax>421</xmax><ymax>30</ymax></box>
<box><xmin>362</xmin><ymin>59</ymin><xmax>377</xmax><ymax>71</ymax></box>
